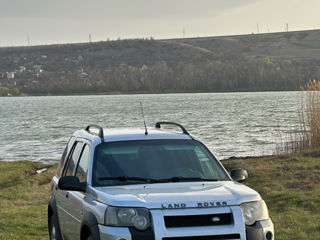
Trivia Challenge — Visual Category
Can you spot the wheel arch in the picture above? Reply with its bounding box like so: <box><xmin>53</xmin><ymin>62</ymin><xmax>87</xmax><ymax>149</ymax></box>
<box><xmin>80</xmin><ymin>225</ymin><xmax>92</xmax><ymax>240</ymax></box>
<box><xmin>48</xmin><ymin>195</ymin><xmax>63</xmax><ymax>240</ymax></box>
<box><xmin>48</xmin><ymin>196</ymin><xmax>59</xmax><ymax>229</ymax></box>
<box><xmin>81</xmin><ymin>212</ymin><xmax>101</xmax><ymax>240</ymax></box>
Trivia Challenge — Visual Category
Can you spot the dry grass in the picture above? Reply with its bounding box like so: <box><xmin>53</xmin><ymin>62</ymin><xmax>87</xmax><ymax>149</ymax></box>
<box><xmin>280</xmin><ymin>80</ymin><xmax>320</xmax><ymax>154</ymax></box>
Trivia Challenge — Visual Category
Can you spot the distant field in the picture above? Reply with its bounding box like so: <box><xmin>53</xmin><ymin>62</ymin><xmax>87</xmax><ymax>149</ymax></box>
<box><xmin>0</xmin><ymin>155</ymin><xmax>319</xmax><ymax>239</ymax></box>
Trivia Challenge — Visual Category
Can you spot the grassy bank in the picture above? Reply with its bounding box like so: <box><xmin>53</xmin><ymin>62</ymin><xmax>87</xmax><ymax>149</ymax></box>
<box><xmin>0</xmin><ymin>155</ymin><xmax>319</xmax><ymax>239</ymax></box>
<box><xmin>0</xmin><ymin>161</ymin><xmax>56</xmax><ymax>240</ymax></box>
<box><xmin>223</xmin><ymin>153</ymin><xmax>320</xmax><ymax>239</ymax></box>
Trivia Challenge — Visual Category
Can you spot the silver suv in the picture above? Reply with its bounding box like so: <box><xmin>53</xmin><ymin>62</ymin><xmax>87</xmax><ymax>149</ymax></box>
<box><xmin>48</xmin><ymin>122</ymin><xmax>274</xmax><ymax>240</ymax></box>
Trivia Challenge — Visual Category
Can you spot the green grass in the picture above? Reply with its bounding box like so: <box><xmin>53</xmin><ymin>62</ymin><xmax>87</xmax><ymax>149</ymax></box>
<box><xmin>223</xmin><ymin>154</ymin><xmax>320</xmax><ymax>240</ymax></box>
<box><xmin>0</xmin><ymin>155</ymin><xmax>319</xmax><ymax>239</ymax></box>
<box><xmin>0</xmin><ymin>161</ymin><xmax>56</xmax><ymax>240</ymax></box>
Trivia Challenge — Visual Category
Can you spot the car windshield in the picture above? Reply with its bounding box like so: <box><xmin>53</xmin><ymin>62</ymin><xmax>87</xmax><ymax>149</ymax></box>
<box><xmin>92</xmin><ymin>139</ymin><xmax>229</xmax><ymax>186</ymax></box>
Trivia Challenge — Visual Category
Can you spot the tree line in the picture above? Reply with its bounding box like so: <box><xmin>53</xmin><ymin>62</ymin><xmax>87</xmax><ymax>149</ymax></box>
<box><xmin>13</xmin><ymin>57</ymin><xmax>317</xmax><ymax>95</ymax></box>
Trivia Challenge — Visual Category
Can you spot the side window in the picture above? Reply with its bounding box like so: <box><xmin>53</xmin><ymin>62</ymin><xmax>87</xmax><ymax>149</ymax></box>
<box><xmin>56</xmin><ymin>136</ymin><xmax>76</xmax><ymax>177</ymax></box>
<box><xmin>64</xmin><ymin>142</ymin><xmax>84</xmax><ymax>176</ymax></box>
<box><xmin>75</xmin><ymin>145</ymin><xmax>90</xmax><ymax>182</ymax></box>
<box><xmin>56</xmin><ymin>146</ymin><xmax>68</xmax><ymax>177</ymax></box>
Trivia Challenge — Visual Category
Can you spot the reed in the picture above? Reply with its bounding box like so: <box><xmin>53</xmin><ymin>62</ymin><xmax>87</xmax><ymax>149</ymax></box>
<box><xmin>282</xmin><ymin>80</ymin><xmax>320</xmax><ymax>154</ymax></box>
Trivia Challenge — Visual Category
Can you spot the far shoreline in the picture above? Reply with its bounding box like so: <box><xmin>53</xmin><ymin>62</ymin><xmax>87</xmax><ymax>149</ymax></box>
<box><xmin>0</xmin><ymin>89</ymin><xmax>301</xmax><ymax>98</ymax></box>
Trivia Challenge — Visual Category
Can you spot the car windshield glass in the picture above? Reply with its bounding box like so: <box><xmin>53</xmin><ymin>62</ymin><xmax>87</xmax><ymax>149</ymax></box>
<box><xmin>92</xmin><ymin>139</ymin><xmax>229</xmax><ymax>186</ymax></box>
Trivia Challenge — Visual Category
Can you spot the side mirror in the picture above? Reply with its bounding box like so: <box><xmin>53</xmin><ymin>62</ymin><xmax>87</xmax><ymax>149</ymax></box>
<box><xmin>58</xmin><ymin>176</ymin><xmax>86</xmax><ymax>192</ymax></box>
<box><xmin>231</xmin><ymin>168</ymin><xmax>248</xmax><ymax>182</ymax></box>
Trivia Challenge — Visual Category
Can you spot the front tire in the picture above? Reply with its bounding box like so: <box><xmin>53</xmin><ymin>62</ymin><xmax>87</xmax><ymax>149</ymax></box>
<box><xmin>86</xmin><ymin>235</ymin><xmax>93</xmax><ymax>240</ymax></box>
<box><xmin>49</xmin><ymin>215</ymin><xmax>62</xmax><ymax>240</ymax></box>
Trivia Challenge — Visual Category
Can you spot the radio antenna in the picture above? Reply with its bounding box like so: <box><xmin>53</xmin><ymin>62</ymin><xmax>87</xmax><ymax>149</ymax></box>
<box><xmin>140</xmin><ymin>102</ymin><xmax>148</xmax><ymax>135</ymax></box>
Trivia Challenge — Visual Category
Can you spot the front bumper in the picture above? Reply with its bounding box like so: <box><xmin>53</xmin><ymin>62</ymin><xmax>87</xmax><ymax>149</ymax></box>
<box><xmin>246</xmin><ymin>219</ymin><xmax>274</xmax><ymax>240</ymax></box>
<box><xmin>98</xmin><ymin>225</ymin><xmax>132</xmax><ymax>240</ymax></box>
<box><xmin>98</xmin><ymin>207</ymin><xmax>274</xmax><ymax>240</ymax></box>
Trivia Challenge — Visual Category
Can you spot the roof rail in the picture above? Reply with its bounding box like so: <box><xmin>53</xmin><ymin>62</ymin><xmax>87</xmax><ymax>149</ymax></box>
<box><xmin>85</xmin><ymin>124</ymin><xmax>104</xmax><ymax>142</ymax></box>
<box><xmin>155</xmin><ymin>121</ymin><xmax>190</xmax><ymax>135</ymax></box>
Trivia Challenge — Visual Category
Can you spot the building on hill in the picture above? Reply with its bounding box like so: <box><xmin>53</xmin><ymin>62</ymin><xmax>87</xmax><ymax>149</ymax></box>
<box><xmin>7</xmin><ymin>72</ymin><xmax>14</xmax><ymax>79</ymax></box>
<box><xmin>33</xmin><ymin>65</ymin><xmax>43</xmax><ymax>71</ymax></box>
<box><xmin>77</xmin><ymin>55</ymin><xmax>84</xmax><ymax>61</ymax></box>
<box><xmin>80</xmin><ymin>72</ymin><xmax>88</xmax><ymax>78</ymax></box>
<box><xmin>33</xmin><ymin>65</ymin><xmax>44</xmax><ymax>77</ymax></box>
<box><xmin>19</xmin><ymin>66</ymin><xmax>26</xmax><ymax>72</ymax></box>
<box><xmin>141</xmin><ymin>64</ymin><xmax>148</xmax><ymax>71</ymax></box>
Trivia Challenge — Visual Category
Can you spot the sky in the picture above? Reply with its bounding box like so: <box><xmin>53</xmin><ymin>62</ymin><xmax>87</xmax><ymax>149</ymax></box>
<box><xmin>0</xmin><ymin>0</ymin><xmax>319</xmax><ymax>47</ymax></box>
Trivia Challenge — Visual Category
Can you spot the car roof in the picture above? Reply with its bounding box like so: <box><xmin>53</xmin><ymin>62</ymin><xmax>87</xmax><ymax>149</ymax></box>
<box><xmin>73</xmin><ymin>127</ymin><xmax>194</xmax><ymax>144</ymax></box>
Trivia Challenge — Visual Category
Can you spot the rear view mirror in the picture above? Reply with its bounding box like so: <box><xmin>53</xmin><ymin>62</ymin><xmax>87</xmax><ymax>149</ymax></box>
<box><xmin>231</xmin><ymin>168</ymin><xmax>248</xmax><ymax>182</ymax></box>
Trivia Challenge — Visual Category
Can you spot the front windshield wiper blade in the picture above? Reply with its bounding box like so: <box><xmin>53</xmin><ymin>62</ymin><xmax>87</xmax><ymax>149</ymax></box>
<box><xmin>98</xmin><ymin>176</ymin><xmax>158</xmax><ymax>183</ymax></box>
<box><xmin>97</xmin><ymin>176</ymin><xmax>219</xmax><ymax>184</ymax></box>
<box><xmin>156</xmin><ymin>176</ymin><xmax>219</xmax><ymax>183</ymax></box>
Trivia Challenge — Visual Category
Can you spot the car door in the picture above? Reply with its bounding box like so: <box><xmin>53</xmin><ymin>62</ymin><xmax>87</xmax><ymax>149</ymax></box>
<box><xmin>65</xmin><ymin>143</ymin><xmax>91</xmax><ymax>240</ymax></box>
<box><xmin>56</xmin><ymin>140</ymin><xmax>85</xmax><ymax>240</ymax></box>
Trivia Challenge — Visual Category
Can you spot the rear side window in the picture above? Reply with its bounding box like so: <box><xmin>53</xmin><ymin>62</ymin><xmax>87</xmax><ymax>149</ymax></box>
<box><xmin>75</xmin><ymin>144</ymin><xmax>90</xmax><ymax>182</ymax></box>
<box><xmin>64</xmin><ymin>142</ymin><xmax>84</xmax><ymax>176</ymax></box>
<box><xmin>56</xmin><ymin>137</ymin><xmax>75</xmax><ymax>177</ymax></box>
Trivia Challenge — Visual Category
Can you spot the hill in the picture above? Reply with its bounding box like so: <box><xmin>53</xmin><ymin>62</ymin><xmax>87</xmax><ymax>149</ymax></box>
<box><xmin>1</xmin><ymin>30</ymin><xmax>320</xmax><ymax>95</ymax></box>
<box><xmin>179</xmin><ymin>30</ymin><xmax>320</xmax><ymax>60</ymax></box>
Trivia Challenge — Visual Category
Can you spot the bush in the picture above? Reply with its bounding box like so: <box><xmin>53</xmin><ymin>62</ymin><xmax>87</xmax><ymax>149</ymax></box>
<box><xmin>9</xmin><ymin>88</ymin><xmax>20</xmax><ymax>96</ymax></box>
<box><xmin>303</xmin><ymin>80</ymin><xmax>320</xmax><ymax>149</ymax></box>
<box><xmin>0</xmin><ymin>87</ymin><xmax>9</xmax><ymax>96</ymax></box>
<box><xmin>262</xmin><ymin>57</ymin><xmax>277</xmax><ymax>67</ymax></box>
<box><xmin>282</xmin><ymin>80</ymin><xmax>320</xmax><ymax>153</ymax></box>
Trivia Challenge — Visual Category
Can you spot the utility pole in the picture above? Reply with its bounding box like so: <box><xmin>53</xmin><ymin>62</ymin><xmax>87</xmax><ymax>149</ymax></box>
<box><xmin>286</xmin><ymin>23</ymin><xmax>289</xmax><ymax>32</ymax></box>
<box><xmin>257</xmin><ymin>24</ymin><xmax>260</xmax><ymax>34</ymax></box>
<box><xmin>89</xmin><ymin>33</ymin><xmax>92</xmax><ymax>43</ymax></box>
<box><xmin>183</xmin><ymin>28</ymin><xmax>185</xmax><ymax>38</ymax></box>
<box><xmin>27</xmin><ymin>34</ymin><xmax>30</xmax><ymax>46</ymax></box>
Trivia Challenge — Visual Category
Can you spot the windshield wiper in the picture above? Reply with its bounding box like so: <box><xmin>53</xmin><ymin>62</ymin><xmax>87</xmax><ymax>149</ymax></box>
<box><xmin>98</xmin><ymin>176</ymin><xmax>158</xmax><ymax>183</ymax></box>
<box><xmin>156</xmin><ymin>176</ymin><xmax>219</xmax><ymax>183</ymax></box>
<box><xmin>98</xmin><ymin>176</ymin><xmax>219</xmax><ymax>184</ymax></box>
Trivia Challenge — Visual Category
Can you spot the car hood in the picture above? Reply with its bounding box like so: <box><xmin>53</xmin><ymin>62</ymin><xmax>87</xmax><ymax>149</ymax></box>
<box><xmin>92</xmin><ymin>181</ymin><xmax>260</xmax><ymax>209</ymax></box>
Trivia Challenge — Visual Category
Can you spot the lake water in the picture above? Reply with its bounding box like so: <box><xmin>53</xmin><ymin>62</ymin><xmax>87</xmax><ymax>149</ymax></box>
<box><xmin>0</xmin><ymin>92</ymin><xmax>301</xmax><ymax>162</ymax></box>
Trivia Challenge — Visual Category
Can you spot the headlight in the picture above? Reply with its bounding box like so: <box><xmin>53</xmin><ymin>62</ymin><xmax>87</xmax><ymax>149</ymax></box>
<box><xmin>240</xmin><ymin>200</ymin><xmax>269</xmax><ymax>225</ymax></box>
<box><xmin>105</xmin><ymin>207</ymin><xmax>150</xmax><ymax>230</ymax></box>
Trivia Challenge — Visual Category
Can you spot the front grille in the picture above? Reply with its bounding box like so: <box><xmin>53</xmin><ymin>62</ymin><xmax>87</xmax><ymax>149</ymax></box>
<box><xmin>162</xmin><ymin>234</ymin><xmax>241</xmax><ymax>240</ymax></box>
<box><xmin>164</xmin><ymin>213</ymin><xmax>233</xmax><ymax>228</ymax></box>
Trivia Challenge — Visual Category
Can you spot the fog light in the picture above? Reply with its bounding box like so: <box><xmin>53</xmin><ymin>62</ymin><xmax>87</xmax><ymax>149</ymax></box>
<box><xmin>266</xmin><ymin>231</ymin><xmax>273</xmax><ymax>240</ymax></box>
